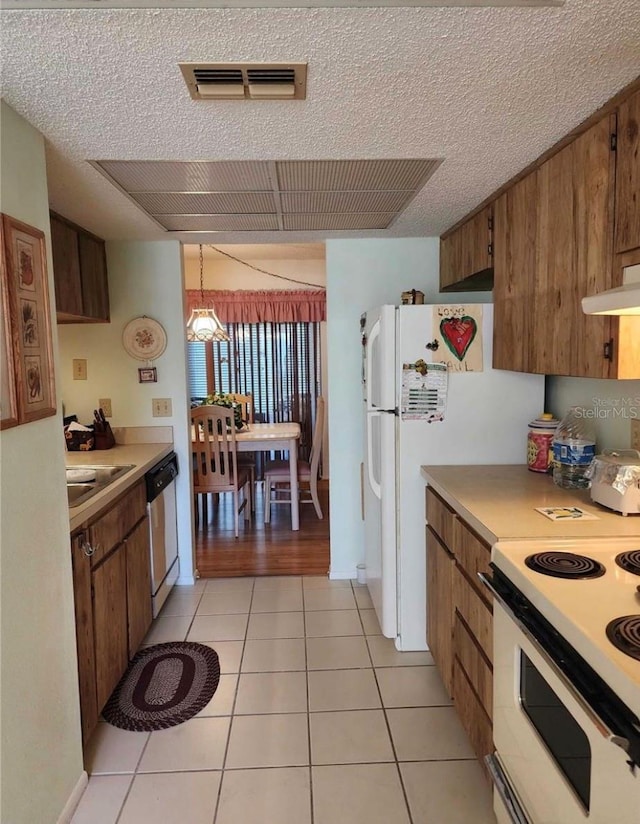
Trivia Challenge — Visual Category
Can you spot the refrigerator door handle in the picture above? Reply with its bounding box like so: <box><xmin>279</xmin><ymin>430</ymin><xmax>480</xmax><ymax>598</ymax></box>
<box><xmin>366</xmin><ymin>318</ymin><xmax>380</xmax><ymax>410</ymax></box>
<box><xmin>367</xmin><ymin>412</ymin><xmax>382</xmax><ymax>500</ymax></box>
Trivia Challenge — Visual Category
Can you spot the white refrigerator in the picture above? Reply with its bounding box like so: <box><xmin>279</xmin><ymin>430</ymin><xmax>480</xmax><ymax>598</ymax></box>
<box><xmin>362</xmin><ymin>303</ymin><xmax>544</xmax><ymax>651</ymax></box>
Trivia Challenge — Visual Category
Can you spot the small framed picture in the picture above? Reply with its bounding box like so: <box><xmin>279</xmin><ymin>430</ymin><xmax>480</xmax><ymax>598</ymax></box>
<box><xmin>138</xmin><ymin>367</ymin><xmax>157</xmax><ymax>383</ymax></box>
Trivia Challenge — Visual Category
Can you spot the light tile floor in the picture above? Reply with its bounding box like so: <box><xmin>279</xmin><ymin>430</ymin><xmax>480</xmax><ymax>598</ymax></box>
<box><xmin>72</xmin><ymin>576</ymin><xmax>497</xmax><ymax>824</ymax></box>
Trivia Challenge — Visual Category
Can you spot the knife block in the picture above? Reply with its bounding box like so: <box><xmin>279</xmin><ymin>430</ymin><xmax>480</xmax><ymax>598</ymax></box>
<box><xmin>94</xmin><ymin>423</ymin><xmax>116</xmax><ymax>450</ymax></box>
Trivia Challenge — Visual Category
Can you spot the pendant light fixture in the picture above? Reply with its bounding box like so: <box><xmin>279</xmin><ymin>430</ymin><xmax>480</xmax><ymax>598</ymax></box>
<box><xmin>186</xmin><ymin>245</ymin><xmax>230</xmax><ymax>342</ymax></box>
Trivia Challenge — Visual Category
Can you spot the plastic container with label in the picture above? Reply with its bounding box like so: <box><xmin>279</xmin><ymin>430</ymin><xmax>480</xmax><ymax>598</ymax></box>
<box><xmin>527</xmin><ymin>413</ymin><xmax>560</xmax><ymax>473</ymax></box>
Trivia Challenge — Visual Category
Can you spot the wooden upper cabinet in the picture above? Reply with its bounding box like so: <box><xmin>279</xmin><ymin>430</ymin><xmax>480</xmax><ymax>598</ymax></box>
<box><xmin>615</xmin><ymin>90</ymin><xmax>640</xmax><ymax>254</ymax></box>
<box><xmin>440</xmin><ymin>205</ymin><xmax>493</xmax><ymax>291</ymax></box>
<box><xmin>492</xmin><ymin>173</ymin><xmax>537</xmax><ymax>373</ymax></box>
<box><xmin>78</xmin><ymin>233</ymin><xmax>110</xmax><ymax>321</ymax></box>
<box><xmin>50</xmin><ymin>211</ymin><xmax>110</xmax><ymax>323</ymax></box>
<box><xmin>50</xmin><ymin>215</ymin><xmax>83</xmax><ymax>317</ymax></box>
<box><xmin>533</xmin><ymin>114</ymin><xmax>615</xmax><ymax>378</ymax></box>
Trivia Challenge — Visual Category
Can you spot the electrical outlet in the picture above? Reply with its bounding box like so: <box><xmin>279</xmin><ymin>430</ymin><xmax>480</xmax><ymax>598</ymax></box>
<box><xmin>72</xmin><ymin>359</ymin><xmax>87</xmax><ymax>380</ymax></box>
<box><xmin>152</xmin><ymin>398</ymin><xmax>172</xmax><ymax>417</ymax></box>
<box><xmin>98</xmin><ymin>398</ymin><xmax>112</xmax><ymax>418</ymax></box>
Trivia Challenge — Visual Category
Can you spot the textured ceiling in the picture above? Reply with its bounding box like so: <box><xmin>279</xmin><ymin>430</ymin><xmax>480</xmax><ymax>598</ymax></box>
<box><xmin>1</xmin><ymin>2</ymin><xmax>639</xmax><ymax>244</ymax></box>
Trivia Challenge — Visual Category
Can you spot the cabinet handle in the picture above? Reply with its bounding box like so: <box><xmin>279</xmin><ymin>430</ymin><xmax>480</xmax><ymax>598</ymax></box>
<box><xmin>82</xmin><ymin>541</ymin><xmax>95</xmax><ymax>557</ymax></box>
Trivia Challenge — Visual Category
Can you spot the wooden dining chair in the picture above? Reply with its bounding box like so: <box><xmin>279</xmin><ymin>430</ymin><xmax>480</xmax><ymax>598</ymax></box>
<box><xmin>228</xmin><ymin>393</ymin><xmax>256</xmax><ymax>511</ymax></box>
<box><xmin>191</xmin><ymin>405</ymin><xmax>252</xmax><ymax>538</ymax></box>
<box><xmin>263</xmin><ymin>396</ymin><xmax>325</xmax><ymax>523</ymax></box>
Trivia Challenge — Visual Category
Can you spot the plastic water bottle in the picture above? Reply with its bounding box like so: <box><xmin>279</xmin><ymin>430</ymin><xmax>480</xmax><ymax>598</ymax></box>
<box><xmin>552</xmin><ymin>407</ymin><xmax>597</xmax><ymax>489</ymax></box>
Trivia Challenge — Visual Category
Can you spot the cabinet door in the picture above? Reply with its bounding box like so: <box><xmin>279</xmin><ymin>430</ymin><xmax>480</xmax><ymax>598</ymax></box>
<box><xmin>426</xmin><ymin>527</ymin><xmax>456</xmax><ymax>697</ymax></box>
<box><xmin>534</xmin><ymin>115</ymin><xmax>615</xmax><ymax>377</ymax></box>
<box><xmin>90</xmin><ymin>480</ymin><xmax>147</xmax><ymax>566</ymax></box>
<box><xmin>50</xmin><ymin>214</ymin><xmax>83</xmax><ymax>317</ymax></box>
<box><xmin>93</xmin><ymin>547</ymin><xmax>128</xmax><ymax>711</ymax></box>
<box><xmin>70</xmin><ymin>531</ymin><xmax>99</xmax><ymax>744</ymax></box>
<box><xmin>125</xmin><ymin>516</ymin><xmax>153</xmax><ymax>658</ymax></box>
<box><xmin>615</xmin><ymin>90</ymin><xmax>640</xmax><ymax>254</ymax></box>
<box><xmin>78</xmin><ymin>233</ymin><xmax>110</xmax><ymax>321</ymax></box>
<box><xmin>440</xmin><ymin>205</ymin><xmax>493</xmax><ymax>290</ymax></box>
<box><xmin>492</xmin><ymin>173</ymin><xmax>537</xmax><ymax>372</ymax></box>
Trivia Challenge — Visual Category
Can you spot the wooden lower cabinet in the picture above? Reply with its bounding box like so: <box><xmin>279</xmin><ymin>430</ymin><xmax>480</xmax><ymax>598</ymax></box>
<box><xmin>452</xmin><ymin>659</ymin><xmax>493</xmax><ymax>766</ymax></box>
<box><xmin>70</xmin><ymin>481</ymin><xmax>152</xmax><ymax>746</ymax></box>
<box><xmin>426</xmin><ymin>485</ymin><xmax>494</xmax><ymax>773</ymax></box>
<box><xmin>70</xmin><ymin>531</ymin><xmax>98</xmax><ymax>745</ymax></box>
<box><xmin>426</xmin><ymin>527</ymin><xmax>456</xmax><ymax>697</ymax></box>
<box><xmin>125</xmin><ymin>516</ymin><xmax>153</xmax><ymax>658</ymax></box>
<box><xmin>93</xmin><ymin>546</ymin><xmax>129</xmax><ymax>711</ymax></box>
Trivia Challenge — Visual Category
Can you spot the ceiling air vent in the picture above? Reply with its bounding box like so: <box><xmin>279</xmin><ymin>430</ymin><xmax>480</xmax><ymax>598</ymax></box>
<box><xmin>180</xmin><ymin>62</ymin><xmax>307</xmax><ymax>100</ymax></box>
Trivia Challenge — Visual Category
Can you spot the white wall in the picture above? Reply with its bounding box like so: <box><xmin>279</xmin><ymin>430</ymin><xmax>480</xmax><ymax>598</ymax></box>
<box><xmin>546</xmin><ymin>376</ymin><xmax>640</xmax><ymax>449</ymax></box>
<box><xmin>0</xmin><ymin>102</ymin><xmax>84</xmax><ymax>824</ymax></box>
<box><xmin>325</xmin><ymin>238</ymin><xmax>492</xmax><ymax>579</ymax></box>
<box><xmin>57</xmin><ymin>242</ymin><xmax>195</xmax><ymax>583</ymax></box>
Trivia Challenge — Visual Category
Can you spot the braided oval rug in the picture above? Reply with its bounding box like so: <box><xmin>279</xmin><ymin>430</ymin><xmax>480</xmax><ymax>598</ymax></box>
<box><xmin>103</xmin><ymin>641</ymin><xmax>220</xmax><ymax>732</ymax></box>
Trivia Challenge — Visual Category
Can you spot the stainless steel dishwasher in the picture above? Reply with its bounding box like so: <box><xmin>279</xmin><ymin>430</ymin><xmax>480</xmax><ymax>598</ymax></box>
<box><xmin>145</xmin><ymin>452</ymin><xmax>179</xmax><ymax>618</ymax></box>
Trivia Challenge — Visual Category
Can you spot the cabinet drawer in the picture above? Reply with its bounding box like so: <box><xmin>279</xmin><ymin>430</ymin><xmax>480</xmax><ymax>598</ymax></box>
<box><xmin>454</xmin><ymin>565</ymin><xmax>493</xmax><ymax>663</ymax></box>
<box><xmin>454</xmin><ymin>612</ymin><xmax>492</xmax><ymax>720</ymax></box>
<box><xmin>90</xmin><ymin>480</ymin><xmax>146</xmax><ymax>565</ymax></box>
<box><xmin>453</xmin><ymin>519</ymin><xmax>491</xmax><ymax>596</ymax></box>
<box><xmin>453</xmin><ymin>659</ymin><xmax>493</xmax><ymax>768</ymax></box>
<box><xmin>426</xmin><ymin>488</ymin><xmax>456</xmax><ymax>548</ymax></box>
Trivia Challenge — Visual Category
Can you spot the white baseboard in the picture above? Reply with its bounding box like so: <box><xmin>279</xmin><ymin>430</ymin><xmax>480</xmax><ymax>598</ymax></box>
<box><xmin>329</xmin><ymin>567</ymin><xmax>357</xmax><ymax>580</ymax></box>
<box><xmin>57</xmin><ymin>771</ymin><xmax>88</xmax><ymax>824</ymax></box>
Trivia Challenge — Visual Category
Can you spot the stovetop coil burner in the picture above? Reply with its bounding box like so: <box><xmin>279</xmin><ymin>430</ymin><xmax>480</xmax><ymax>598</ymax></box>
<box><xmin>615</xmin><ymin>549</ymin><xmax>640</xmax><ymax>576</ymax></box>
<box><xmin>524</xmin><ymin>551</ymin><xmax>606</xmax><ymax>579</ymax></box>
<box><xmin>606</xmin><ymin>615</ymin><xmax>640</xmax><ymax>661</ymax></box>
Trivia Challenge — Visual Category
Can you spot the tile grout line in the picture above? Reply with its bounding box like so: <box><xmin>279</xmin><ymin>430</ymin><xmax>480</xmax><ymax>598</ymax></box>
<box><xmin>302</xmin><ymin>579</ymin><xmax>315</xmax><ymax>824</ymax></box>
<box><xmin>210</xmin><ymin>577</ymin><xmax>256</xmax><ymax>824</ymax></box>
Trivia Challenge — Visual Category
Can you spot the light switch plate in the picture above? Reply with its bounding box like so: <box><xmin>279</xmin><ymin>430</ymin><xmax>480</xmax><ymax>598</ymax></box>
<box><xmin>152</xmin><ymin>398</ymin><xmax>172</xmax><ymax>417</ymax></box>
<box><xmin>72</xmin><ymin>359</ymin><xmax>87</xmax><ymax>380</ymax></box>
<box><xmin>98</xmin><ymin>398</ymin><xmax>112</xmax><ymax>417</ymax></box>
<box><xmin>631</xmin><ymin>420</ymin><xmax>640</xmax><ymax>452</ymax></box>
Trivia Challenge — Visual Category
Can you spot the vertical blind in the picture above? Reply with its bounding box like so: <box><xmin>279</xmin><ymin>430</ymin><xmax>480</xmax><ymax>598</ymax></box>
<box><xmin>188</xmin><ymin>321</ymin><xmax>322</xmax><ymax>463</ymax></box>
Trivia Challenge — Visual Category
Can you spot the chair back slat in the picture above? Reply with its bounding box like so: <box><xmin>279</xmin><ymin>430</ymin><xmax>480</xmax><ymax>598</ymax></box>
<box><xmin>308</xmin><ymin>396</ymin><xmax>325</xmax><ymax>477</ymax></box>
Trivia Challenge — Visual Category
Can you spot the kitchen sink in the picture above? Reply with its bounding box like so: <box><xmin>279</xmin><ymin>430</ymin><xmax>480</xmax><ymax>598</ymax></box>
<box><xmin>66</xmin><ymin>464</ymin><xmax>134</xmax><ymax>508</ymax></box>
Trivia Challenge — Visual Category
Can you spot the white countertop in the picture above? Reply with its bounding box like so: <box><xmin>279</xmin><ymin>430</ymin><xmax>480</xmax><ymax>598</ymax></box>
<box><xmin>421</xmin><ymin>465</ymin><xmax>640</xmax><ymax>545</ymax></box>
<box><xmin>66</xmin><ymin>443</ymin><xmax>173</xmax><ymax>531</ymax></box>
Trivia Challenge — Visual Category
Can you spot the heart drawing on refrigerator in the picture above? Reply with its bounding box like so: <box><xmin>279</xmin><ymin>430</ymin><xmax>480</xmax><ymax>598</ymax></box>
<box><xmin>439</xmin><ymin>317</ymin><xmax>478</xmax><ymax>361</ymax></box>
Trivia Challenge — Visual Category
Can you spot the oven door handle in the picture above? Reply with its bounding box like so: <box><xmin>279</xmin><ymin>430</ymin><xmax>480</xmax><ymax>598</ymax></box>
<box><xmin>484</xmin><ymin>753</ymin><xmax>532</xmax><ymax>824</ymax></box>
<box><xmin>478</xmin><ymin>571</ymin><xmax>632</xmax><ymax>759</ymax></box>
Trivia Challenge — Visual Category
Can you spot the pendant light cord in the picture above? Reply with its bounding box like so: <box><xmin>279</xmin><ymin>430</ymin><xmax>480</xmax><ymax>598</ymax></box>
<box><xmin>205</xmin><ymin>244</ymin><xmax>325</xmax><ymax>289</ymax></box>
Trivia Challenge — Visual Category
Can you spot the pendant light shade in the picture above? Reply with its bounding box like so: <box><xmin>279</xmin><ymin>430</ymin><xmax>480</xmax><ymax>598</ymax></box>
<box><xmin>186</xmin><ymin>245</ymin><xmax>230</xmax><ymax>342</ymax></box>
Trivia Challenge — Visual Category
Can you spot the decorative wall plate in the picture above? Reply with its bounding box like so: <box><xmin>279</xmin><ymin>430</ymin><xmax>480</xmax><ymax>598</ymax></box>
<box><xmin>122</xmin><ymin>316</ymin><xmax>167</xmax><ymax>361</ymax></box>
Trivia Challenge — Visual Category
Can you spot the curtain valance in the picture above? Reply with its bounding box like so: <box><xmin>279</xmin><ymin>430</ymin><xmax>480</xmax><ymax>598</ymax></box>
<box><xmin>186</xmin><ymin>289</ymin><xmax>326</xmax><ymax>324</ymax></box>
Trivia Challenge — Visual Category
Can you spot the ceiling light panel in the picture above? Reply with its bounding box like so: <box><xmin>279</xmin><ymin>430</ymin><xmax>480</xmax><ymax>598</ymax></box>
<box><xmin>92</xmin><ymin>158</ymin><xmax>442</xmax><ymax>234</ymax></box>
<box><xmin>130</xmin><ymin>192</ymin><xmax>277</xmax><ymax>214</ymax></box>
<box><xmin>95</xmin><ymin>160</ymin><xmax>273</xmax><ymax>192</ymax></box>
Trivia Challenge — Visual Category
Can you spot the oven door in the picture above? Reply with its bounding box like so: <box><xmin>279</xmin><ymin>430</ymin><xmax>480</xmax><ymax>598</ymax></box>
<box><xmin>493</xmin><ymin>601</ymin><xmax>640</xmax><ymax>824</ymax></box>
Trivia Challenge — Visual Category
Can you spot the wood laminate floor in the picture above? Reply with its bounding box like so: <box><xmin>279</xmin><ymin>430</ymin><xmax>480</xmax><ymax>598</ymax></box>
<box><xmin>195</xmin><ymin>481</ymin><xmax>330</xmax><ymax>578</ymax></box>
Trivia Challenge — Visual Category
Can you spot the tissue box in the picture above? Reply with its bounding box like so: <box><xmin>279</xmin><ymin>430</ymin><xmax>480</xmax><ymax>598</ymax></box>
<box><xmin>64</xmin><ymin>426</ymin><xmax>95</xmax><ymax>451</ymax></box>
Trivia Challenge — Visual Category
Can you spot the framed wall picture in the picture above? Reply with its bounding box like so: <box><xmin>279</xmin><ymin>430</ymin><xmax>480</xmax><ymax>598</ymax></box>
<box><xmin>0</xmin><ymin>219</ymin><xmax>19</xmax><ymax>429</ymax></box>
<box><xmin>2</xmin><ymin>214</ymin><xmax>56</xmax><ymax>424</ymax></box>
<box><xmin>138</xmin><ymin>367</ymin><xmax>158</xmax><ymax>383</ymax></box>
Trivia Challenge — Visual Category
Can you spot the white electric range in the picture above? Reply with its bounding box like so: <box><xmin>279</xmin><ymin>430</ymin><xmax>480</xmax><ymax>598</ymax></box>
<box><xmin>482</xmin><ymin>536</ymin><xmax>640</xmax><ymax>824</ymax></box>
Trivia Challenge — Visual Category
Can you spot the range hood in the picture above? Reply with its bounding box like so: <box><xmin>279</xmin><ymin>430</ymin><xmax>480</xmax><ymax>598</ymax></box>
<box><xmin>582</xmin><ymin>265</ymin><xmax>640</xmax><ymax>316</ymax></box>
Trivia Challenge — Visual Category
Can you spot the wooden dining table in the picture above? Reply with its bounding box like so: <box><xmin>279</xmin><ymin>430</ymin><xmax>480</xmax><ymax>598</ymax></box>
<box><xmin>193</xmin><ymin>421</ymin><xmax>302</xmax><ymax>531</ymax></box>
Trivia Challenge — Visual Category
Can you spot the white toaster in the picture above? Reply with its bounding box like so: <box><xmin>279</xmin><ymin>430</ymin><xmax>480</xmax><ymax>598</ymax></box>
<box><xmin>589</xmin><ymin>450</ymin><xmax>640</xmax><ymax>516</ymax></box>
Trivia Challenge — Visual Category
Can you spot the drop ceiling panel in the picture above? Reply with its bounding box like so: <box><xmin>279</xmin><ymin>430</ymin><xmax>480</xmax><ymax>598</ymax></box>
<box><xmin>96</xmin><ymin>160</ymin><xmax>273</xmax><ymax>192</ymax></box>
<box><xmin>92</xmin><ymin>157</ymin><xmax>442</xmax><ymax>234</ymax></box>
<box><xmin>283</xmin><ymin>213</ymin><xmax>397</xmax><ymax>230</ymax></box>
<box><xmin>276</xmin><ymin>159</ymin><xmax>442</xmax><ymax>192</ymax></box>
<box><xmin>280</xmin><ymin>190</ymin><xmax>415</xmax><ymax>214</ymax></box>
<box><xmin>158</xmin><ymin>214</ymin><xmax>280</xmax><ymax>231</ymax></box>
<box><xmin>131</xmin><ymin>191</ymin><xmax>277</xmax><ymax>214</ymax></box>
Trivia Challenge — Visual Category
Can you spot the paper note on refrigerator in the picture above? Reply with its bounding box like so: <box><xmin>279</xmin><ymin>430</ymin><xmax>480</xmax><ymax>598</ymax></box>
<box><xmin>433</xmin><ymin>305</ymin><xmax>483</xmax><ymax>372</ymax></box>
<box><xmin>401</xmin><ymin>361</ymin><xmax>448</xmax><ymax>422</ymax></box>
